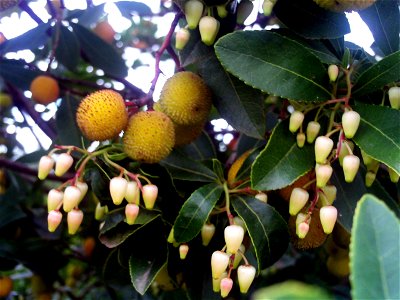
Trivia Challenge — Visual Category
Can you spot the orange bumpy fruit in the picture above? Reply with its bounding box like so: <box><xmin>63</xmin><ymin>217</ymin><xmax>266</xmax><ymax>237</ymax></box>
<box><xmin>0</xmin><ymin>276</ymin><xmax>13</xmax><ymax>297</ymax></box>
<box><xmin>76</xmin><ymin>90</ymin><xmax>128</xmax><ymax>141</ymax></box>
<box><xmin>93</xmin><ymin>21</ymin><xmax>115</xmax><ymax>44</ymax></box>
<box><xmin>123</xmin><ymin>110</ymin><xmax>175</xmax><ymax>163</ymax></box>
<box><xmin>30</xmin><ymin>75</ymin><xmax>60</xmax><ymax>105</ymax></box>
<box><xmin>313</xmin><ymin>0</ymin><xmax>376</xmax><ymax>12</ymax></box>
<box><xmin>158</xmin><ymin>71</ymin><xmax>212</xmax><ymax>125</ymax></box>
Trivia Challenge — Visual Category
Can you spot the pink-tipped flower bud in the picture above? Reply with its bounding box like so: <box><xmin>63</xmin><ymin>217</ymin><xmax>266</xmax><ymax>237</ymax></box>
<box><xmin>211</xmin><ymin>251</ymin><xmax>230</xmax><ymax>279</ymax></box>
<box><xmin>306</xmin><ymin>121</ymin><xmax>321</xmax><ymax>143</ymax></box>
<box><xmin>142</xmin><ymin>184</ymin><xmax>158</xmax><ymax>209</ymax></box>
<box><xmin>289</xmin><ymin>111</ymin><xmax>304</xmax><ymax>133</ymax></box>
<box><xmin>125</xmin><ymin>203</ymin><xmax>139</xmax><ymax>225</ymax></box>
<box><xmin>76</xmin><ymin>180</ymin><xmax>88</xmax><ymax>204</ymax></box>
<box><xmin>319</xmin><ymin>205</ymin><xmax>337</xmax><ymax>234</ymax></box>
<box><xmin>38</xmin><ymin>155</ymin><xmax>54</xmax><ymax>180</ymax></box>
<box><xmin>199</xmin><ymin>16</ymin><xmax>220</xmax><ymax>46</ymax></box>
<box><xmin>236</xmin><ymin>0</ymin><xmax>254</xmax><ymax>25</ymax></box>
<box><xmin>342</xmin><ymin>110</ymin><xmax>360</xmax><ymax>139</ymax></box>
<box><xmin>125</xmin><ymin>181</ymin><xmax>140</xmax><ymax>204</ymax></box>
<box><xmin>237</xmin><ymin>264</ymin><xmax>256</xmax><ymax>293</ymax></box>
<box><xmin>47</xmin><ymin>189</ymin><xmax>64</xmax><ymax>212</ymax></box>
<box><xmin>212</xmin><ymin>271</ymin><xmax>227</xmax><ymax>292</ymax></box>
<box><xmin>94</xmin><ymin>202</ymin><xmax>108</xmax><ymax>220</ymax></box>
<box><xmin>63</xmin><ymin>186</ymin><xmax>82</xmax><ymax>212</ymax></box>
<box><xmin>296</xmin><ymin>212</ymin><xmax>308</xmax><ymax>227</ymax></box>
<box><xmin>315</xmin><ymin>163</ymin><xmax>333</xmax><ymax>188</ymax></box>
<box><xmin>255</xmin><ymin>192</ymin><xmax>268</xmax><ymax>203</ymax></box>
<box><xmin>201</xmin><ymin>223</ymin><xmax>216</xmax><ymax>246</ymax></box>
<box><xmin>54</xmin><ymin>153</ymin><xmax>74</xmax><ymax>177</ymax></box>
<box><xmin>262</xmin><ymin>0</ymin><xmax>275</xmax><ymax>16</ymax></box>
<box><xmin>388</xmin><ymin>167</ymin><xmax>399</xmax><ymax>183</ymax></box>
<box><xmin>318</xmin><ymin>185</ymin><xmax>337</xmax><ymax>206</ymax></box>
<box><xmin>328</xmin><ymin>65</ymin><xmax>339</xmax><ymax>82</ymax></box>
<box><xmin>175</xmin><ymin>28</ymin><xmax>190</xmax><ymax>50</ymax></box>
<box><xmin>296</xmin><ymin>222</ymin><xmax>309</xmax><ymax>239</ymax></box>
<box><xmin>67</xmin><ymin>208</ymin><xmax>84</xmax><ymax>235</ymax></box>
<box><xmin>217</xmin><ymin>5</ymin><xmax>228</xmax><ymax>18</ymax></box>
<box><xmin>109</xmin><ymin>177</ymin><xmax>128</xmax><ymax>205</ymax></box>
<box><xmin>342</xmin><ymin>154</ymin><xmax>360</xmax><ymax>182</ymax></box>
<box><xmin>185</xmin><ymin>0</ymin><xmax>204</xmax><ymax>29</ymax></box>
<box><xmin>224</xmin><ymin>224</ymin><xmax>245</xmax><ymax>254</ymax></box>
<box><xmin>296</xmin><ymin>132</ymin><xmax>306</xmax><ymax>148</ymax></box>
<box><xmin>48</xmin><ymin>210</ymin><xmax>62</xmax><ymax>232</ymax></box>
<box><xmin>388</xmin><ymin>86</ymin><xmax>400</xmax><ymax>109</ymax></box>
<box><xmin>365</xmin><ymin>171</ymin><xmax>377</xmax><ymax>187</ymax></box>
<box><xmin>179</xmin><ymin>244</ymin><xmax>189</xmax><ymax>260</ymax></box>
<box><xmin>220</xmin><ymin>277</ymin><xmax>233</xmax><ymax>298</ymax></box>
<box><xmin>289</xmin><ymin>187</ymin><xmax>309</xmax><ymax>216</ymax></box>
<box><xmin>232</xmin><ymin>244</ymin><xmax>245</xmax><ymax>269</ymax></box>
<box><xmin>315</xmin><ymin>136</ymin><xmax>334</xmax><ymax>164</ymax></box>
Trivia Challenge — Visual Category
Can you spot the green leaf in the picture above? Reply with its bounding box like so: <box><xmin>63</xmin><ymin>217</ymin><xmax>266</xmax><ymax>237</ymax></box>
<box><xmin>70</xmin><ymin>23</ymin><xmax>127</xmax><ymax>78</ymax></box>
<box><xmin>173</xmin><ymin>183</ymin><xmax>223</xmax><ymax>243</ymax></box>
<box><xmin>128</xmin><ymin>217</ymin><xmax>168</xmax><ymax>295</ymax></box>
<box><xmin>55</xmin><ymin>25</ymin><xmax>80</xmax><ymax>71</ymax></box>
<box><xmin>66</xmin><ymin>4</ymin><xmax>106</xmax><ymax>27</ymax></box>
<box><xmin>178</xmin><ymin>131</ymin><xmax>217</xmax><ymax>160</ymax></box>
<box><xmin>253</xmin><ymin>281</ymin><xmax>332</xmax><ymax>300</ymax></box>
<box><xmin>160</xmin><ymin>150</ymin><xmax>218</xmax><ymax>182</ymax></box>
<box><xmin>353</xmin><ymin>103</ymin><xmax>400</xmax><ymax>174</ymax></box>
<box><xmin>180</xmin><ymin>31</ymin><xmax>266</xmax><ymax>139</ymax></box>
<box><xmin>359</xmin><ymin>0</ymin><xmax>399</xmax><ymax>56</ymax></box>
<box><xmin>251</xmin><ymin>120</ymin><xmax>315</xmax><ymax>191</ymax></box>
<box><xmin>212</xmin><ymin>159</ymin><xmax>225</xmax><ymax>182</ymax></box>
<box><xmin>274</xmin><ymin>0</ymin><xmax>350</xmax><ymax>39</ymax></box>
<box><xmin>352</xmin><ymin>51</ymin><xmax>400</xmax><ymax>97</ymax></box>
<box><xmin>56</xmin><ymin>95</ymin><xmax>87</xmax><ymax>147</ymax></box>
<box><xmin>231</xmin><ymin>195</ymin><xmax>289</xmax><ymax>271</ymax></box>
<box><xmin>99</xmin><ymin>208</ymin><xmax>161</xmax><ymax>248</ymax></box>
<box><xmin>215</xmin><ymin>31</ymin><xmax>332</xmax><ymax>102</ymax></box>
<box><xmin>0</xmin><ymin>23</ymin><xmax>52</xmax><ymax>55</ymax></box>
<box><xmin>0</xmin><ymin>59</ymin><xmax>42</xmax><ymax>90</ymax></box>
<box><xmin>350</xmin><ymin>194</ymin><xmax>400</xmax><ymax>300</ymax></box>
<box><xmin>330</xmin><ymin>162</ymin><xmax>400</xmax><ymax>232</ymax></box>
<box><xmin>115</xmin><ymin>1</ymin><xmax>152</xmax><ymax>18</ymax></box>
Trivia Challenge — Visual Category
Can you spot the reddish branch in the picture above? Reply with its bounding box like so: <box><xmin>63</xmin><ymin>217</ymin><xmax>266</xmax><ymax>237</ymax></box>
<box><xmin>18</xmin><ymin>0</ymin><xmax>44</xmax><ymax>24</ymax></box>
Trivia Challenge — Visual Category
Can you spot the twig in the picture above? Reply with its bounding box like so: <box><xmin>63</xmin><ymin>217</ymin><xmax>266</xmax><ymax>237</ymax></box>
<box><xmin>18</xmin><ymin>0</ymin><xmax>44</xmax><ymax>24</ymax></box>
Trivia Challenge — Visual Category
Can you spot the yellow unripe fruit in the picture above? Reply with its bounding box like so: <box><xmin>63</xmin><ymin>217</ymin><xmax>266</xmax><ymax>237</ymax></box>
<box><xmin>76</xmin><ymin>90</ymin><xmax>128</xmax><ymax>141</ymax></box>
<box><xmin>123</xmin><ymin>111</ymin><xmax>175</xmax><ymax>163</ymax></box>
<box><xmin>158</xmin><ymin>72</ymin><xmax>212</xmax><ymax>125</ymax></box>
<box><xmin>313</xmin><ymin>0</ymin><xmax>376</xmax><ymax>12</ymax></box>
<box><xmin>30</xmin><ymin>75</ymin><xmax>60</xmax><ymax>105</ymax></box>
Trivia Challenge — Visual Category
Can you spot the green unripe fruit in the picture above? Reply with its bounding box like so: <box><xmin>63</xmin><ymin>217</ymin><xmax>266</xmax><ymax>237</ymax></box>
<box><xmin>123</xmin><ymin>111</ymin><xmax>175</xmax><ymax>163</ymax></box>
<box><xmin>185</xmin><ymin>0</ymin><xmax>204</xmax><ymax>29</ymax></box>
<box><xmin>199</xmin><ymin>16</ymin><xmax>220</xmax><ymax>46</ymax></box>
<box><xmin>217</xmin><ymin>5</ymin><xmax>228</xmax><ymax>18</ymax></box>
<box><xmin>388</xmin><ymin>86</ymin><xmax>400</xmax><ymax>109</ymax></box>
<box><xmin>158</xmin><ymin>71</ymin><xmax>212</xmax><ymax>125</ymax></box>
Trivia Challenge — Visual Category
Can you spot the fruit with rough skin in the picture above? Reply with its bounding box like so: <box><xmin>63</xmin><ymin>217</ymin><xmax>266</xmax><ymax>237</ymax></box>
<box><xmin>0</xmin><ymin>276</ymin><xmax>13</xmax><ymax>297</ymax></box>
<box><xmin>123</xmin><ymin>110</ymin><xmax>175</xmax><ymax>163</ymax></box>
<box><xmin>93</xmin><ymin>21</ymin><xmax>115</xmax><ymax>43</ymax></box>
<box><xmin>30</xmin><ymin>75</ymin><xmax>60</xmax><ymax>105</ymax></box>
<box><xmin>199</xmin><ymin>16</ymin><xmax>220</xmax><ymax>46</ymax></box>
<box><xmin>313</xmin><ymin>0</ymin><xmax>376</xmax><ymax>12</ymax></box>
<box><xmin>0</xmin><ymin>0</ymin><xmax>18</xmax><ymax>12</ymax></box>
<box><xmin>184</xmin><ymin>0</ymin><xmax>204</xmax><ymax>29</ymax></box>
<box><xmin>158</xmin><ymin>72</ymin><xmax>212</xmax><ymax>125</ymax></box>
<box><xmin>76</xmin><ymin>90</ymin><xmax>128</xmax><ymax>141</ymax></box>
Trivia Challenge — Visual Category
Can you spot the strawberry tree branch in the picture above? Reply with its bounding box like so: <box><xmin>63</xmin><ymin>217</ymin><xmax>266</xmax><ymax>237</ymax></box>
<box><xmin>18</xmin><ymin>0</ymin><xmax>44</xmax><ymax>24</ymax></box>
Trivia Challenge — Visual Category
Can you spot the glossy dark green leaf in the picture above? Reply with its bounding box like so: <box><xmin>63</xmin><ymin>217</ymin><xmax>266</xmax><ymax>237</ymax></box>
<box><xmin>115</xmin><ymin>1</ymin><xmax>152</xmax><ymax>18</ymax></box>
<box><xmin>173</xmin><ymin>183</ymin><xmax>223</xmax><ymax>243</ymax></box>
<box><xmin>160</xmin><ymin>150</ymin><xmax>218</xmax><ymax>182</ymax></box>
<box><xmin>353</xmin><ymin>103</ymin><xmax>400</xmax><ymax>174</ymax></box>
<box><xmin>330</xmin><ymin>162</ymin><xmax>400</xmax><ymax>232</ymax></box>
<box><xmin>352</xmin><ymin>51</ymin><xmax>400</xmax><ymax>97</ymax></box>
<box><xmin>231</xmin><ymin>195</ymin><xmax>289</xmax><ymax>271</ymax></box>
<box><xmin>55</xmin><ymin>25</ymin><xmax>80</xmax><ymax>71</ymax></box>
<box><xmin>215</xmin><ymin>31</ymin><xmax>332</xmax><ymax>102</ymax></box>
<box><xmin>0</xmin><ymin>59</ymin><xmax>42</xmax><ymax>90</ymax></box>
<box><xmin>274</xmin><ymin>0</ymin><xmax>350</xmax><ymax>39</ymax></box>
<box><xmin>129</xmin><ymin>217</ymin><xmax>168</xmax><ymax>295</ymax></box>
<box><xmin>180</xmin><ymin>31</ymin><xmax>266</xmax><ymax>139</ymax></box>
<box><xmin>212</xmin><ymin>159</ymin><xmax>225</xmax><ymax>182</ymax></box>
<box><xmin>251</xmin><ymin>120</ymin><xmax>315</xmax><ymax>191</ymax></box>
<box><xmin>178</xmin><ymin>131</ymin><xmax>217</xmax><ymax>161</ymax></box>
<box><xmin>102</xmin><ymin>249</ymin><xmax>133</xmax><ymax>292</ymax></box>
<box><xmin>99</xmin><ymin>208</ymin><xmax>161</xmax><ymax>248</ymax></box>
<box><xmin>0</xmin><ymin>23</ymin><xmax>51</xmax><ymax>55</ymax></box>
<box><xmin>359</xmin><ymin>0</ymin><xmax>399</xmax><ymax>56</ymax></box>
<box><xmin>350</xmin><ymin>194</ymin><xmax>400</xmax><ymax>300</ymax></box>
<box><xmin>55</xmin><ymin>95</ymin><xmax>86</xmax><ymax>147</ymax></box>
<box><xmin>254</xmin><ymin>281</ymin><xmax>332</xmax><ymax>300</ymax></box>
<box><xmin>66</xmin><ymin>4</ymin><xmax>106</xmax><ymax>27</ymax></box>
<box><xmin>70</xmin><ymin>23</ymin><xmax>127</xmax><ymax>78</ymax></box>
<box><xmin>0</xmin><ymin>201</ymin><xmax>26</xmax><ymax>229</ymax></box>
